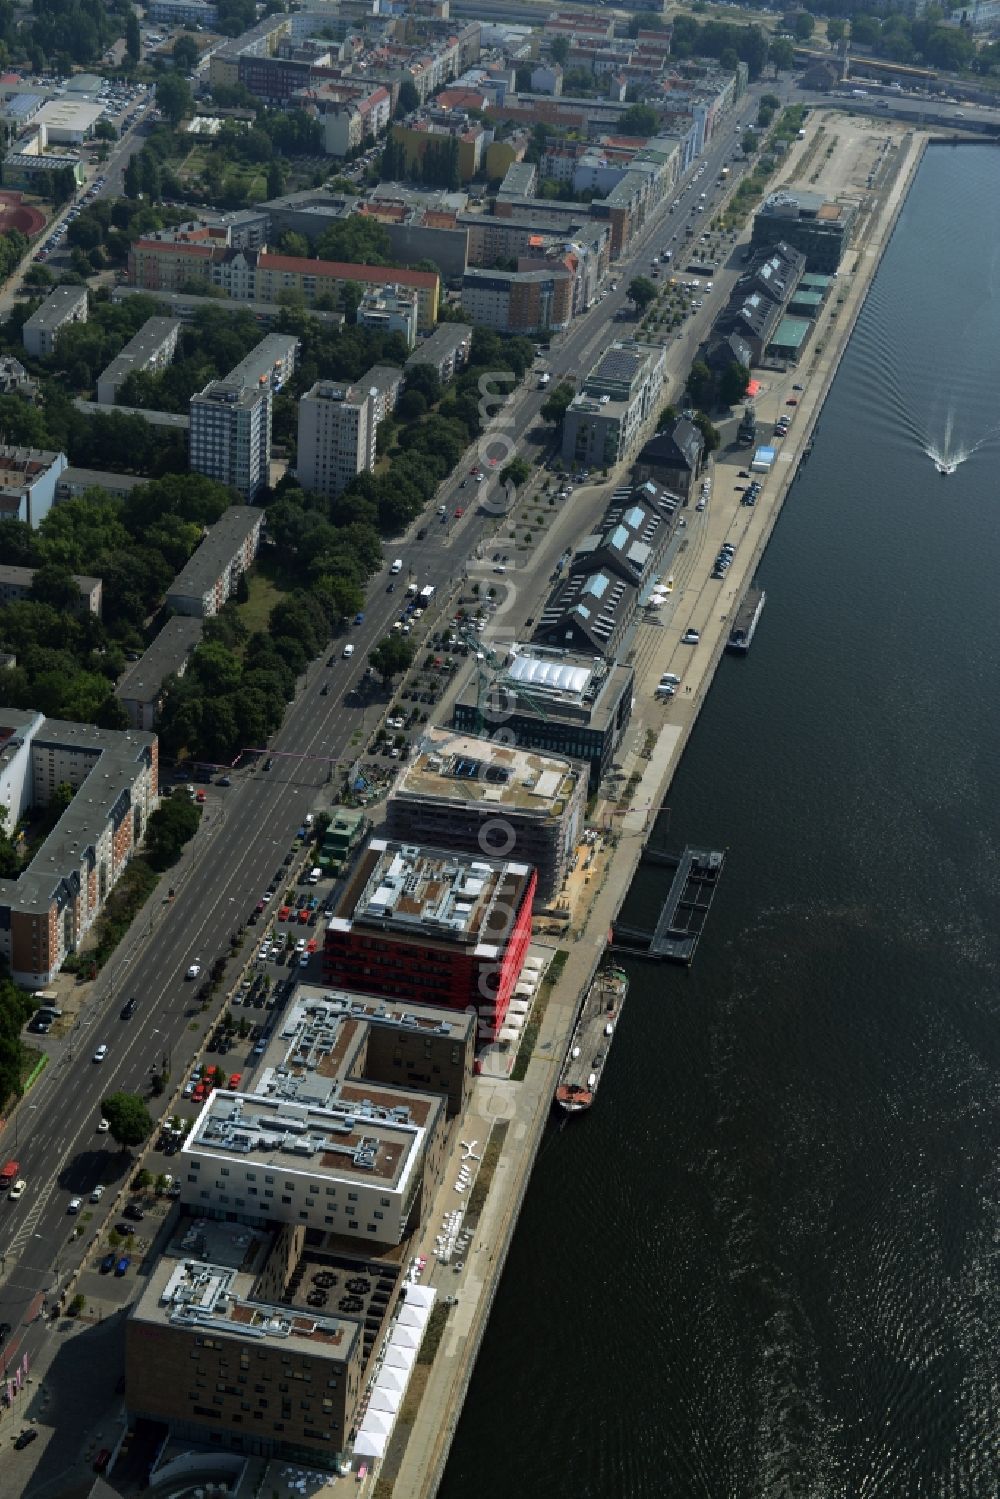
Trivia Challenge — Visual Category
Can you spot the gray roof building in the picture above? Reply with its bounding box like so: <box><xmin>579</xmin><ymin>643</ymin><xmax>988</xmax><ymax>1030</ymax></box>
<box><xmin>95</xmin><ymin>316</ymin><xmax>181</xmax><ymax>405</ymax></box>
<box><xmin>497</xmin><ymin>160</ymin><xmax>538</xmax><ymax>199</ymax></box>
<box><xmin>111</xmin><ymin>283</ymin><xmax>345</xmax><ymax>330</ymax></box>
<box><xmin>0</xmin><ymin>564</ymin><xmax>102</xmax><ymax>615</ymax></box>
<box><xmin>22</xmin><ymin>284</ymin><xmax>88</xmax><ymax>358</ymax></box>
<box><xmin>222</xmin><ymin>331</ymin><xmax>299</xmax><ymax>392</ymax></box>
<box><xmin>634</xmin><ymin>418</ymin><xmax>704</xmax><ymax>499</ymax></box>
<box><xmin>404</xmin><ymin>322</ymin><xmax>472</xmax><ymax>384</ymax></box>
<box><xmin>571</xmin><ymin>481</ymin><xmax>678</xmax><ymax>592</ymax></box>
<box><xmin>55</xmin><ymin>467</ymin><xmax>146</xmax><ymax>504</ymax></box>
<box><xmin>532</xmin><ymin>566</ymin><xmax>637</xmax><ymax>659</ymax></box>
<box><xmin>114</xmin><ymin>616</ymin><xmax>205</xmax><ymax>731</ymax></box>
<box><xmin>73</xmin><ymin>398</ymin><xmax>190</xmax><ymax>431</ymax></box>
<box><xmin>165</xmin><ymin>505</ymin><xmax>263</xmax><ymax>618</ymax></box>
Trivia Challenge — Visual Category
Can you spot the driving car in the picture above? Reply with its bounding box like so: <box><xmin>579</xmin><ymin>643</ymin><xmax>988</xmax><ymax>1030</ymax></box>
<box><xmin>120</xmin><ymin>996</ymin><xmax>137</xmax><ymax>1020</ymax></box>
<box><xmin>185</xmin><ymin>962</ymin><xmax>201</xmax><ymax>979</ymax></box>
<box><xmin>90</xmin><ymin>1184</ymin><xmax>104</xmax><ymax>1202</ymax></box>
<box><xmin>454</xmin><ymin>506</ymin><xmax>464</xmax><ymax>517</ymax></box>
<box><xmin>681</xmin><ymin>629</ymin><xmax>701</xmax><ymax>644</ymax></box>
<box><xmin>67</xmin><ymin>1197</ymin><xmax>82</xmax><ymax>1214</ymax></box>
<box><xmin>93</xmin><ymin>1044</ymin><xmax>108</xmax><ymax>1063</ymax></box>
<box><xmin>9</xmin><ymin>1179</ymin><xmax>25</xmax><ymax>1200</ymax></box>
<box><xmin>97</xmin><ymin>1117</ymin><xmax>110</xmax><ymax>1132</ymax></box>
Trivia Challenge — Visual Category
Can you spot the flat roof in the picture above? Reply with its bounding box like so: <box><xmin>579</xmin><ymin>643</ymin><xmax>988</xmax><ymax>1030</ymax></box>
<box><xmin>0</xmin><ymin>564</ymin><xmax>99</xmax><ymax>596</ymax></box>
<box><xmin>771</xmin><ymin>316</ymin><xmax>811</xmax><ymax>348</ymax></box>
<box><xmin>96</xmin><ymin>316</ymin><xmax>180</xmax><ymax>392</ymax></box>
<box><xmin>223</xmin><ymin>332</ymin><xmax>299</xmax><ymax>389</ymax></box>
<box><xmin>34</xmin><ymin>99</ymin><xmax>103</xmax><ymax>132</ymax></box>
<box><xmin>73</xmin><ymin>399</ymin><xmax>189</xmax><ymax>430</ymax></box>
<box><xmin>0</xmin><ymin>712</ymin><xmax>155</xmax><ymax>914</ymax></box>
<box><xmin>331</xmin><ymin>837</ymin><xmax>531</xmax><ymax>951</ymax></box>
<box><xmin>166</xmin><ymin>506</ymin><xmax>261</xmax><ymax>601</ymax></box>
<box><xmin>404</xmin><ymin>323</ymin><xmax>472</xmax><ymax>369</ymax></box>
<box><xmin>133</xmin><ymin>1254</ymin><xmax>361</xmax><ymax>1363</ymax></box>
<box><xmin>24</xmin><ymin>283</ymin><xmax>87</xmax><ymax>330</ymax></box>
<box><xmin>396</xmin><ymin>726</ymin><xmax>578</xmax><ymax>814</ymax></box>
<box><xmin>115</xmin><ymin>616</ymin><xmax>204</xmax><ymax>705</ymax></box>
<box><xmin>184</xmin><ymin>1088</ymin><xmax>424</xmax><ymax>1194</ymax></box>
<box><xmin>56</xmin><ymin>466</ymin><xmax>145</xmax><ymax>497</ymax></box>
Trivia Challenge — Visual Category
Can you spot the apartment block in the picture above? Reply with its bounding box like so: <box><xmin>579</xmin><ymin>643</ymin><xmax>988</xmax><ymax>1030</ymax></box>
<box><xmin>114</xmin><ymin>616</ymin><xmax>205</xmax><ymax>731</ymax></box>
<box><xmin>165</xmin><ymin>505</ymin><xmax>263</xmax><ymax>618</ymax></box>
<box><xmin>461</xmin><ymin>265</ymin><xmax>572</xmax><ymax>333</ymax></box>
<box><xmin>214</xmin><ymin>252</ymin><xmax>441</xmax><ymax>333</ymax></box>
<box><xmin>404</xmin><ymin>322</ymin><xmax>472</xmax><ymax>385</ymax></box>
<box><xmin>296</xmin><ymin>381</ymin><xmax>374</xmax><ymax>500</ymax></box>
<box><xmin>189</xmin><ymin>380</ymin><xmax>270</xmax><ymax>500</ymax></box>
<box><xmin>0</xmin><ymin>446</ymin><xmax>67</xmax><ymax>528</ymax></box>
<box><xmin>95</xmin><ymin>316</ymin><xmax>181</xmax><ymax>405</ymax></box>
<box><xmin>561</xmin><ymin>339</ymin><xmax>666</xmax><ymax>469</ymax></box>
<box><xmin>355</xmin><ymin>285</ymin><xmax>418</xmax><ymax>349</ymax></box>
<box><xmin>387</xmin><ymin>727</ymin><xmax>586</xmax><ymax>905</ymax></box>
<box><xmin>0</xmin><ymin>564</ymin><xmax>101</xmax><ymax>616</ymax></box>
<box><xmin>22</xmin><ymin>284</ymin><xmax>87</xmax><ymax>358</ymax></box>
<box><xmin>323</xmin><ymin>838</ymin><xmax>536</xmax><ymax>1040</ymax></box>
<box><xmin>0</xmin><ymin>710</ymin><xmax>158</xmax><ymax>987</ymax></box>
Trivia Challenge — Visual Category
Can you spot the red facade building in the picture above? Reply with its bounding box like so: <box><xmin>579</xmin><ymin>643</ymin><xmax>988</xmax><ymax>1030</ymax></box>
<box><xmin>323</xmin><ymin>839</ymin><xmax>536</xmax><ymax>1042</ymax></box>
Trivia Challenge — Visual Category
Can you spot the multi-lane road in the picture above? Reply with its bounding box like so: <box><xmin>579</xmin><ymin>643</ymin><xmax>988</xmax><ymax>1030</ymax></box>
<box><xmin>0</xmin><ymin>91</ymin><xmax>761</xmax><ymax>1374</ymax></box>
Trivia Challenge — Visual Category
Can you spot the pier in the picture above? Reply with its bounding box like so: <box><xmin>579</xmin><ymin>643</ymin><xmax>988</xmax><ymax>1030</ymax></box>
<box><xmin>612</xmin><ymin>846</ymin><xmax>726</xmax><ymax>963</ymax></box>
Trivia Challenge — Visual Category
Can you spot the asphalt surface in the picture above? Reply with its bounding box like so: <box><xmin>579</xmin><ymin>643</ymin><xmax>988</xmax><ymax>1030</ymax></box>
<box><xmin>0</xmin><ymin>90</ymin><xmax>765</xmax><ymax>1384</ymax></box>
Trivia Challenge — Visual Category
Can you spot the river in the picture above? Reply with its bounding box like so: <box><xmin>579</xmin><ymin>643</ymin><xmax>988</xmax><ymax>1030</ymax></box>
<box><xmin>437</xmin><ymin>143</ymin><xmax>1000</xmax><ymax>1499</ymax></box>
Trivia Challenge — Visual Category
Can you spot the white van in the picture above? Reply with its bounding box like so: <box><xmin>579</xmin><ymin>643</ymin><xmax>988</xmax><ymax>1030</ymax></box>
<box><xmin>308</xmin><ymin>867</ymin><xmax>322</xmax><ymax>884</ymax></box>
<box><xmin>342</xmin><ymin>643</ymin><xmax>354</xmax><ymax>658</ymax></box>
<box><xmin>390</xmin><ymin>558</ymin><xmax>403</xmax><ymax>574</ymax></box>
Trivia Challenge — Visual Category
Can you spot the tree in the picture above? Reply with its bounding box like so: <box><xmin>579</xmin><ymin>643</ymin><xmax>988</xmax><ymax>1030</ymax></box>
<box><xmin>769</xmin><ymin>37</ymin><xmax>795</xmax><ymax>72</ymax></box>
<box><xmin>826</xmin><ymin>18</ymin><xmax>845</xmax><ymax>44</ymax></box>
<box><xmin>793</xmin><ymin>13</ymin><xmax>814</xmax><ymax>42</ymax></box>
<box><xmin>499</xmin><ymin>457</ymin><xmax>531</xmax><ymax>489</ymax></box>
<box><xmin>126</xmin><ymin>11</ymin><xmax>141</xmax><ymax>63</ymax></box>
<box><xmin>718</xmin><ymin>361</ymin><xmax>750</xmax><ymax>407</ymax></box>
<box><xmin>515</xmin><ymin>65</ymin><xmax>532</xmax><ymax>92</ymax></box>
<box><xmin>686</xmin><ymin>361</ymin><xmax>714</xmax><ymax>407</ymax></box>
<box><xmin>550</xmin><ymin>35</ymin><xmax>570</xmax><ymax>65</ymax></box>
<box><xmin>628</xmin><ymin>276</ymin><xmax>657</xmax><ymax>311</ymax></box>
<box><xmin>396</xmin><ymin>78</ymin><xmax>420</xmax><ymax>117</ymax></box>
<box><xmin>29</xmin><ymin>563</ymin><xmax>82</xmax><ymax>613</ymax></box>
<box><xmin>173</xmin><ymin>33</ymin><xmax>200</xmax><ymax>71</ymax></box>
<box><xmin>618</xmin><ymin>104</ymin><xmax>658</xmax><ymax>138</ymax></box>
<box><xmin>692</xmin><ymin>410</ymin><xmax>720</xmax><ymax>454</ymax></box>
<box><xmin>156</xmin><ymin>73</ymin><xmax>193</xmax><ymax>128</ymax></box>
<box><xmin>540</xmin><ymin>381</ymin><xmax>575</xmax><ymax>423</ymax></box>
<box><xmin>145</xmin><ymin>795</ymin><xmax>201</xmax><ymax>869</ymax></box>
<box><xmin>101</xmin><ymin>1092</ymin><xmax>154</xmax><ymax>1151</ymax></box>
<box><xmin>741</xmin><ymin>130</ymin><xmax>758</xmax><ymax>157</ymax></box>
<box><xmin>370</xmin><ymin>634</ymin><xmax>415</xmax><ymax>684</ymax></box>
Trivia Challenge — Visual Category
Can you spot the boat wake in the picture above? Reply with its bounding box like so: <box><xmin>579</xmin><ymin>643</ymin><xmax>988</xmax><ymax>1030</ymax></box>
<box><xmin>924</xmin><ymin>408</ymin><xmax>1000</xmax><ymax>475</ymax></box>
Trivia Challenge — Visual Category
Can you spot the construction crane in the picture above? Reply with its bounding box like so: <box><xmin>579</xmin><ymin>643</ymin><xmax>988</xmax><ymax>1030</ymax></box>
<box><xmin>456</xmin><ymin>627</ymin><xmax>549</xmax><ymax>736</ymax></box>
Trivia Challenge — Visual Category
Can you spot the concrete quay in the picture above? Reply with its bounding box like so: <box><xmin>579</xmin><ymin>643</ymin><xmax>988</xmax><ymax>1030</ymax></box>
<box><xmin>388</xmin><ymin>118</ymin><xmax>930</xmax><ymax>1499</ymax></box>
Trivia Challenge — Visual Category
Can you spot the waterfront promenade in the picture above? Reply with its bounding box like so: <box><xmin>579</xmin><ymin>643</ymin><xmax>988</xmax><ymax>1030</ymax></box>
<box><xmin>389</xmin><ymin>117</ymin><xmax>929</xmax><ymax>1499</ymax></box>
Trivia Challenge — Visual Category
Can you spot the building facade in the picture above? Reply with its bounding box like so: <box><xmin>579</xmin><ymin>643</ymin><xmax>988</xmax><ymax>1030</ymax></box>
<box><xmin>0</xmin><ymin>711</ymin><xmax>158</xmax><ymax>986</ymax></box>
<box><xmin>114</xmin><ymin>616</ymin><xmax>205</xmax><ymax>731</ymax></box>
<box><xmin>387</xmin><ymin>727</ymin><xmax>586</xmax><ymax>905</ymax></box>
<box><xmin>323</xmin><ymin>839</ymin><xmax>536</xmax><ymax>1040</ymax></box>
<box><xmin>0</xmin><ymin>447</ymin><xmax>67</xmax><ymax>528</ymax></box>
<box><xmin>165</xmin><ymin>505</ymin><xmax>264</xmax><ymax>618</ymax></box>
<box><xmin>561</xmin><ymin>340</ymin><xmax>666</xmax><ymax>469</ymax></box>
<box><xmin>22</xmin><ymin>284</ymin><xmax>88</xmax><ymax>358</ymax></box>
<box><xmin>0</xmin><ymin>564</ymin><xmax>101</xmax><ymax>615</ymax></box>
<box><xmin>95</xmin><ymin>316</ymin><xmax>181</xmax><ymax>405</ymax></box>
<box><xmin>297</xmin><ymin>381</ymin><xmax>374</xmax><ymax>499</ymax></box>
<box><xmin>189</xmin><ymin>380</ymin><xmax>270</xmax><ymax>500</ymax></box>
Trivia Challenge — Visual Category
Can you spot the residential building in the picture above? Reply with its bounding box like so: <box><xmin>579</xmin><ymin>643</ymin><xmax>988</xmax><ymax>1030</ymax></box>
<box><xmin>112</xmin><ymin>283</ymin><xmax>345</xmax><ymax>332</ymax></box>
<box><xmin>95</xmin><ymin>317</ymin><xmax>181</xmax><ymax>405</ymax></box>
<box><xmin>461</xmin><ymin>265</ymin><xmax>573</xmax><ymax>333</ymax></box>
<box><xmin>530</xmin><ymin>62</ymin><xmax>563</xmax><ymax>96</ymax></box>
<box><xmin>404</xmin><ymin>322</ymin><xmax>472</xmax><ymax>385</ymax></box>
<box><xmin>0</xmin><ymin>564</ymin><xmax>101</xmax><ymax>616</ymax></box>
<box><xmin>387</xmin><ymin>727</ymin><xmax>586</xmax><ymax>905</ymax></box>
<box><xmin>54</xmin><ymin>467</ymin><xmax>145</xmax><ymax>505</ymax></box>
<box><xmin>453</xmin><ymin>645</ymin><xmax>634</xmax><ymax>792</ymax></box>
<box><xmin>147</xmin><ymin>0</ymin><xmax>218</xmax><ymax>23</ymax></box>
<box><xmin>751</xmin><ymin>189</ymin><xmax>856</xmax><ymax>273</ymax></box>
<box><xmin>114</xmin><ymin>616</ymin><xmax>205</xmax><ymax>731</ymax></box>
<box><xmin>634</xmin><ymin>417</ymin><xmax>705</xmax><ymax>503</ymax></box>
<box><xmin>22</xmin><ymin>284</ymin><xmax>88</xmax><ymax>358</ymax></box>
<box><xmin>0</xmin><ymin>447</ymin><xmax>67</xmax><ymax>527</ymax></box>
<box><xmin>497</xmin><ymin>160</ymin><xmax>537</xmax><ymax>200</ymax></box>
<box><xmin>363</xmin><ymin>364</ymin><xmax>404</xmax><ymax>427</ymax></box>
<box><xmin>210</xmin><ymin>251</ymin><xmax>440</xmax><ymax>332</ymax></box>
<box><xmin>222</xmin><ymin>331</ymin><xmax>299</xmax><ymax>393</ymax></box>
<box><xmin>320</xmin><ymin>85</ymin><xmax>391</xmax><ymax>156</ymax></box>
<box><xmin>164</xmin><ymin>505</ymin><xmax>264</xmax><ymax>618</ymax></box>
<box><xmin>297</xmin><ymin>380</ymin><xmax>374</xmax><ymax>500</ymax></box>
<box><xmin>0</xmin><ymin>356</ymin><xmax>38</xmax><ymax>401</ymax></box>
<box><xmin>355</xmin><ymin>284</ymin><xmax>418</xmax><ymax>349</ymax></box>
<box><xmin>561</xmin><ymin>340</ymin><xmax>666</xmax><ymax>469</ymax></box>
<box><xmin>0</xmin><ymin>710</ymin><xmax>158</xmax><ymax>987</ymax></box>
<box><xmin>188</xmin><ymin>380</ymin><xmax>270</xmax><ymax>500</ymax></box>
<box><xmin>323</xmin><ymin>838</ymin><xmax>536</xmax><ymax>1041</ymax></box>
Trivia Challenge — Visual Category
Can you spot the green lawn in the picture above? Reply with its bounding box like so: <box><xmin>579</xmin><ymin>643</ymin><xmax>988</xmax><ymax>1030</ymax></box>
<box><xmin>236</xmin><ymin>567</ymin><xmax>282</xmax><ymax>637</ymax></box>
